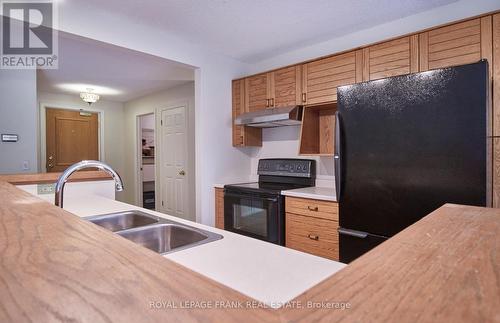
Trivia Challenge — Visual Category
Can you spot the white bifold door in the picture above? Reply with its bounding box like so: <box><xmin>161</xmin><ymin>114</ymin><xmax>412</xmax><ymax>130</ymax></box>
<box><xmin>159</xmin><ymin>106</ymin><xmax>188</xmax><ymax>219</ymax></box>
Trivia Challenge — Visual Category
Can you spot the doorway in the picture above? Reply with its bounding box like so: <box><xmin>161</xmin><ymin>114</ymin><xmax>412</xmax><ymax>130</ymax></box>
<box><xmin>138</xmin><ymin>113</ymin><xmax>156</xmax><ymax>210</ymax></box>
<box><xmin>45</xmin><ymin>108</ymin><xmax>99</xmax><ymax>172</ymax></box>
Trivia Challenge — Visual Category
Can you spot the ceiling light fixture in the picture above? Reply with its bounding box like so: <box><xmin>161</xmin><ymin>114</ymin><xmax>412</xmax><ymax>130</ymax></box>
<box><xmin>80</xmin><ymin>88</ymin><xmax>100</xmax><ymax>105</ymax></box>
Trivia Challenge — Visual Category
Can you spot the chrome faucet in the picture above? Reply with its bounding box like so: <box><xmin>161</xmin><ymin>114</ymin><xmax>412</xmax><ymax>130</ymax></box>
<box><xmin>55</xmin><ymin>160</ymin><xmax>124</xmax><ymax>208</ymax></box>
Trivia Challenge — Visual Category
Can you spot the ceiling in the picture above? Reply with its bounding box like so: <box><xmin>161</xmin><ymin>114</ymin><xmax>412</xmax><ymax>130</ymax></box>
<box><xmin>37</xmin><ymin>33</ymin><xmax>195</xmax><ymax>102</ymax></box>
<box><xmin>65</xmin><ymin>0</ymin><xmax>459</xmax><ymax>63</ymax></box>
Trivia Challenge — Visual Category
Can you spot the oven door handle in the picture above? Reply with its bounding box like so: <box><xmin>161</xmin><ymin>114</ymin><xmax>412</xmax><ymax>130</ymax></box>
<box><xmin>224</xmin><ymin>192</ymin><xmax>278</xmax><ymax>202</ymax></box>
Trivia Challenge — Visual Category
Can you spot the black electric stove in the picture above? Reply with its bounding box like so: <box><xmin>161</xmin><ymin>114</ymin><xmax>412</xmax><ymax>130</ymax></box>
<box><xmin>224</xmin><ymin>159</ymin><xmax>316</xmax><ymax>245</ymax></box>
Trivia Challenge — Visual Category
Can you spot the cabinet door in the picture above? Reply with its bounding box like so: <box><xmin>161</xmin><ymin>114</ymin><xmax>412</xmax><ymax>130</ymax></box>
<box><xmin>302</xmin><ymin>50</ymin><xmax>363</xmax><ymax>105</ymax></box>
<box><xmin>419</xmin><ymin>17</ymin><xmax>492</xmax><ymax>71</ymax></box>
<box><xmin>232</xmin><ymin>79</ymin><xmax>245</xmax><ymax>147</ymax></box>
<box><xmin>215</xmin><ymin>188</ymin><xmax>224</xmax><ymax>229</ymax></box>
<box><xmin>232</xmin><ymin>79</ymin><xmax>262</xmax><ymax>147</ymax></box>
<box><xmin>269</xmin><ymin>65</ymin><xmax>302</xmax><ymax>107</ymax></box>
<box><xmin>362</xmin><ymin>36</ymin><xmax>419</xmax><ymax>81</ymax></box>
<box><xmin>245</xmin><ymin>73</ymin><xmax>269</xmax><ymax>112</ymax></box>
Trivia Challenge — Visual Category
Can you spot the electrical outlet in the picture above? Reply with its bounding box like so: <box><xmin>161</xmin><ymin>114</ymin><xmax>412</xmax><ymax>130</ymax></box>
<box><xmin>37</xmin><ymin>183</ymin><xmax>55</xmax><ymax>195</ymax></box>
<box><xmin>22</xmin><ymin>160</ymin><xmax>29</xmax><ymax>171</ymax></box>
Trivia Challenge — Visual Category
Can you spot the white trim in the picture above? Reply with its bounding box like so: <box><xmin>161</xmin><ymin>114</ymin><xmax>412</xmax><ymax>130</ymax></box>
<box><xmin>39</xmin><ymin>102</ymin><xmax>106</xmax><ymax>173</ymax></box>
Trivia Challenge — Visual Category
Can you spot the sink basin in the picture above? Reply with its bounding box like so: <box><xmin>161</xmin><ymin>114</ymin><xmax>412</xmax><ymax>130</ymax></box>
<box><xmin>85</xmin><ymin>211</ymin><xmax>159</xmax><ymax>232</ymax></box>
<box><xmin>117</xmin><ymin>223</ymin><xmax>223</xmax><ymax>254</ymax></box>
<box><xmin>85</xmin><ymin>210</ymin><xmax>223</xmax><ymax>254</ymax></box>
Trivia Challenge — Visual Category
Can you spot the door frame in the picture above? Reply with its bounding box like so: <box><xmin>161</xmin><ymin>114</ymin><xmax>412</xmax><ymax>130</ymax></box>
<box><xmin>135</xmin><ymin>112</ymin><xmax>155</xmax><ymax>208</ymax></box>
<box><xmin>39</xmin><ymin>102</ymin><xmax>106</xmax><ymax>173</ymax></box>
<box><xmin>156</xmin><ymin>101</ymin><xmax>194</xmax><ymax>220</ymax></box>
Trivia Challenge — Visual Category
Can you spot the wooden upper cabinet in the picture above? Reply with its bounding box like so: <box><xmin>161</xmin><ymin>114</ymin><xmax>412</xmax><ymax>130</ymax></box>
<box><xmin>245</xmin><ymin>73</ymin><xmax>269</xmax><ymax>112</ymax></box>
<box><xmin>362</xmin><ymin>36</ymin><xmax>419</xmax><ymax>81</ymax></box>
<box><xmin>232</xmin><ymin>79</ymin><xmax>245</xmax><ymax>146</ymax></box>
<box><xmin>302</xmin><ymin>50</ymin><xmax>363</xmax><ymax>105</ymax></box>
<box><xmin>419</xmin><ymin>17</ymin><xmax>493</xmax><ymax>71</ymax></box>
<box><xmin>269</xmin><ymin>65</ymin><xmax>303</xmax><ymax>107</ymax></box>
<box><xmin>232</xmin><ymin>79</ymin><xmax>262</xmax><ymax>147</ymax></box>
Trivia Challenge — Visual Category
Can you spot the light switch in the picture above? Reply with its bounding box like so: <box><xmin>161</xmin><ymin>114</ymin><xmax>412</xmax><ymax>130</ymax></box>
<box><xmin>1</xmin><ymin>134</ymin><xmax>18</xmax><ymax>142</ymax></box>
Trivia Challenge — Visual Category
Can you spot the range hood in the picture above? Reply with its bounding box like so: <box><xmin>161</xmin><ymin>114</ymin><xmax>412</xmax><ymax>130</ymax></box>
<box><xmin>234</xmin><ymin>106</ymin><xmax>303</xmax><ymax>128</ymax></box>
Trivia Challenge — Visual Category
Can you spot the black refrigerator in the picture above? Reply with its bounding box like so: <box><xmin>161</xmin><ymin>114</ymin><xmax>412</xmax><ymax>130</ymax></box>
<box><xmin>335</xmin><ymin>60</ymin><xmax>490</xmax><ymax>263</ymax></box>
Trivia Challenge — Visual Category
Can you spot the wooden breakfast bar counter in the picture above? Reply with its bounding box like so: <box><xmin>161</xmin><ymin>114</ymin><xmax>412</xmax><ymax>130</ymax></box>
<box><xmin>0</xmin><ymin>178</ymin><xmax>498</xmax><ymax>322</ymax></box>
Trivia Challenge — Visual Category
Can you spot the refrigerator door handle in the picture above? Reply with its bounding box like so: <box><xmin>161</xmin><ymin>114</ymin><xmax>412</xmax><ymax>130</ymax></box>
<box><xmin>334</xmin><ymin>111</ymin><xmax>342</xmax><ymax>201</ymax></box>
<box><xmin>338</xmin><ymin>228</ymin><xmax>368</xmax><ymax>239</ymax></box>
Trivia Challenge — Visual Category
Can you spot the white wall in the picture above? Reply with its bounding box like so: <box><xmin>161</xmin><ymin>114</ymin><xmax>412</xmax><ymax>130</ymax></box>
<box><xmin>0</xmin><ymin>69</ymin><xmax>38</xmax><ymax>174</ymax></box>
<box><xmin>37</xmin><ymin>91</ymin><xmax>126</xmax><ymax>199</ymax></box>
<box><xmin>123</xmin><ymin>82</ymin><xmax>196</xmax><ymax>220</ymax></box>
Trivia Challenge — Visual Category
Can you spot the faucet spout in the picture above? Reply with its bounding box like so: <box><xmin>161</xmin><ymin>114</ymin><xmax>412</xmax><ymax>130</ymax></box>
<box><xmin>54</xmin><ymin>160</ymin><xmax>124</xmax><ymax>208</ymax></box>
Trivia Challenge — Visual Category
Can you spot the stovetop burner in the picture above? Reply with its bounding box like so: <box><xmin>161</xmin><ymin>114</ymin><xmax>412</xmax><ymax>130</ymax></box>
<box><xmin>224</xmin><ymin>159</ymin><xmax>316</xmax><ymax>195</ymax></box>
<box><xmin>224</xmin><ymin>181</ymin><xmax>311</xmax><ymax>194</ymax></box>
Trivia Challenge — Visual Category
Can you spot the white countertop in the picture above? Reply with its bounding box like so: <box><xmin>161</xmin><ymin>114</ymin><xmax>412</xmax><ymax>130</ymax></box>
<box><xmin>24</xmin><ymin>190</ymin><xmax>345</xmax><ymax>308</ymax></box>
<box><xmin>281</xmin><ymin>186</ymin><xmax>337</xmax><ymax>202</ymax></box>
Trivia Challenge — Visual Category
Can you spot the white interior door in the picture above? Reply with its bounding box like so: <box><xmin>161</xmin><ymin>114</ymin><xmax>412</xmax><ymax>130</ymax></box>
<box><xmin>159</xmin><ymin>106</ymin><xmax>188</xmax><ymax>219</ymax></box>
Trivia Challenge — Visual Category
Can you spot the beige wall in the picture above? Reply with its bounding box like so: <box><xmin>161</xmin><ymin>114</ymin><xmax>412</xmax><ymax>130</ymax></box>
<box><xmin>123</xmin><ymin>82</ymin><xmax>195</xmax><ymax>220</ymax></box>
<box><xmin>37</xmin><ymin>91</ymin><xmax>126</xmax><ymax>200</ymax></box>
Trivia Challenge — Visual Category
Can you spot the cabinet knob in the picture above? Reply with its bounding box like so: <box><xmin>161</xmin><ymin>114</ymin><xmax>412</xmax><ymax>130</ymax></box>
<box><xmin>266</xmin><ymin>99</ymin><xmax>270</xmax><ymax>107</ymax></box>
<box><xmin>308</xmin><ymin>234</ymin><xmax>319</xmax><ymax>241</ymax></box>
<box><xmin>302</xmin><ymin>93</ymin><xmax>307</xmax><ymax>103</ymax></box>
<box><xmin>179</xmin><ymin>170</ymin><xmax>186</xmax><ymax>176</ymax></box>
<box><xmin>270</xmin><ymin>98</ymin><xmax>275</xmax><ymax>107</ymax></box>
<box><xmin>307</xmin><ymin>206</ymin><xmax>319</xmax><ymax>212</ymax></box>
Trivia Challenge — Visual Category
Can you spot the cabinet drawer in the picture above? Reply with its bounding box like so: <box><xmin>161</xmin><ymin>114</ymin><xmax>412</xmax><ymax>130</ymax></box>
<box><xmin>285</xmin><ymin>196</ymin><xmax>338</xmax><ymax>221</ymax></box>
<box><xmin>286</xmin><ymin>213</ymin><xmax>339</xmax><ymax>261</ymax></box>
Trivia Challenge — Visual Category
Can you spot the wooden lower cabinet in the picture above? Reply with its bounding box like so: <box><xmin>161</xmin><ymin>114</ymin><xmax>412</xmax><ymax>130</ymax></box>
<box><xmin>285</xmin><ymin>197</ymin><xmax>339</xmax><ymax>261</ymax></box>
<box><xmin>493</xmin><ymin>139</ymin><xmax>500</xmax><ymax>208</ymax></box>
<box><xmin>215</xmin><ymin>188</ymin><xmax>224</xmax><ymax>229</ymax></box>
<box><xmin>286</xmin><ymin>196</ymin><xmax>339</xmax><ymax>220</ymax></box>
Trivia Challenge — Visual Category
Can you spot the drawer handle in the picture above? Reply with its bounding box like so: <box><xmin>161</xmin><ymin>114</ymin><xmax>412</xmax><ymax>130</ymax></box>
<box><xmin>307</xmin><ymin>206</ymin><xmax>319</xmax><ymax>212</ymax></box>
<box><xmin>308</xmin><ymin>234</ymin><xmax>319</xmax><ymax>241</ymax></box>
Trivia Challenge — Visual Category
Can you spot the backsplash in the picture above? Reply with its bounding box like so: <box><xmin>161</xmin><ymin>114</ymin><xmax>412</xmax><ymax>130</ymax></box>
<box><xmin>249</xmin><ymin>126</ymin><xmax>335</xmax><ymax>187</ymax></box>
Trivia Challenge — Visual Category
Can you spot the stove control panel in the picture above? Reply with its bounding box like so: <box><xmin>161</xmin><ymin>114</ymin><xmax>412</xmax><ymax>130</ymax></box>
<box><xmin>257</xmin><ymin>159</ymin><xmax>315</xmax><ymax>178</ymax></box>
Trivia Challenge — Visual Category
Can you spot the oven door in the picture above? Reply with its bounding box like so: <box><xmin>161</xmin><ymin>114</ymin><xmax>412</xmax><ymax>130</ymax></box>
<box><xmin>224</xmin><ymin>189</ymin><xmax>284</xmax><ymax>245</ymax></box>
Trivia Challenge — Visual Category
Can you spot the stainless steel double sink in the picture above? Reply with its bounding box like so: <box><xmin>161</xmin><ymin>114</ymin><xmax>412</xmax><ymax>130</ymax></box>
<box><xmin>84</xmin><ymin>211</ymin><xmax>223</xmax><ymax>254</ymax></box>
